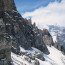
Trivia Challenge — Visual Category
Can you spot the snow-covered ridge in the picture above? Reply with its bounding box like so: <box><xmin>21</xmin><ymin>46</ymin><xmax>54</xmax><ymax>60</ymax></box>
<box><xmin>11</xmin><ymin>46</ymin><xmax>65</xmax><ymax>65</ymax></box>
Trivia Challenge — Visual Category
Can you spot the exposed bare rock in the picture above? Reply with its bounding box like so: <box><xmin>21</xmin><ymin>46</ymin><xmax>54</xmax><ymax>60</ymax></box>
<box><xmin>42</xmin><ymin>29</ymin><xmax>53</xmax><ymax>46</ymax></box>
<box><xmin>0</xmin><ymin>20</ymin><xmax>12</xmax><ymax>65</ymax></box>
<box><xmin>0</xmin><ymin>0</ymin><xmax>54</xmax><ymax>65</ymax></box>
<box><xmin>43</xmin><ymin>35</ymin><xmax>53</xmax><ymax>46</ymax></box>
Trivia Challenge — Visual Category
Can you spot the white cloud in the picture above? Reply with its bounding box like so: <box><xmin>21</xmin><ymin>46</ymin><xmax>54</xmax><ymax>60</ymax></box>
<box><xmin>22</xmin><ymin>0</ymin><xmax>65</xmax><ymax>29</ymax></box>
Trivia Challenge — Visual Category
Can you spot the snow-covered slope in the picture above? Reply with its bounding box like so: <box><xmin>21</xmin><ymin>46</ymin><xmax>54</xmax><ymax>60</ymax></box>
<box><xmin>11</xmin><ymin>46</ymin><xmax>65</xmax><ymax>65</ymax></box>
<box><xmin>40</xmin><ymin>46</ymin><xmax>65</xmax><ymax>65</ymax></box>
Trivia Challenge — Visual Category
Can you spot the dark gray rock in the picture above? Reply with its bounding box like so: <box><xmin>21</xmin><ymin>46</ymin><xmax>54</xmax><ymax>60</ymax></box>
<box><xmin>0</xmin><ymin>1</ymin><xmax>53</xmax><ymax>65</ymax></box>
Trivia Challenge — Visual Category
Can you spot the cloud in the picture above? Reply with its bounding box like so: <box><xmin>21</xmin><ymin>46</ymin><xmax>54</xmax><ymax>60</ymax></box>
<box><xmin>22</xmin><ymin>0</ymin><xmax>65</xmax><ymax>29</ymax></box>
<box><xmin>15</xmin><ymin>0</ymin><xmax>60</xmax><ymax>14</ymax></box>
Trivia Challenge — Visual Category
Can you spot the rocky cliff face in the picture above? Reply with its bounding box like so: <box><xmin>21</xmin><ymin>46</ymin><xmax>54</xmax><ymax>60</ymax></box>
<box><xmin>0</xmin><ymin>0</ymin><xmax>16</xmax><ymax>12</ymax></box>
<box><xmin>0</xmin><ymin>0</ymin><xmax>53</xmax><ymax>53</ymax></box>
<box><xmin>0</xmin><ymin>17</ymin><xmax>12</xmax><ymax>65</ymax></box>
<box><xmin>0</xmin><ymin>0</ymin><xmax>53</xmax><ymax>64</ymax></box>
<box><xmin>42</xmin><ymin>29</ymin><xmax>53</xmax><ymax>46</ymax></box>
<box><xmin>0</xmin><ymin>0</ymin><xmax>16</xmax><ymax>65</ymax></box>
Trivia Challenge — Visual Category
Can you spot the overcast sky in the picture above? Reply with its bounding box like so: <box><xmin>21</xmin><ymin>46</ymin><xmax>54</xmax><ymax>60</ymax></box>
<box><xmin>15</xmin><ymin>0</ymin><xmax>65</xmax><ymax>29</ymax></box>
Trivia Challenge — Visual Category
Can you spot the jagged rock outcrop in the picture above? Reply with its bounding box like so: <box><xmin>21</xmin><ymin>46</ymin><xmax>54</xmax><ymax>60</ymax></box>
<box><xmin>2</xmin><ymin>0</ymin><xmax>51</xmax><ymax>53</ymax></box>
<box><xmin>0</xmin><ymin>0</ymin><xmax>16</xmax><ymax>65</ymax></box>
<box><xmin>42</xmin><ymin>29</ymin><xmax>53</xmax><ymax>46</ymax></box>
<box><xmin>32</xmin><ymin>26</ymin><xmax>49</xmax><ymax>54</ymax></box>
<box><xmin>0</xmin><ymin>19</ymin><xmax>12</xmax><ymax>65</ymax></box>
<box><xmin>2</xmin><ymin>0</ymin><xmax>49</xmax><ymax>54</ymax></box>
<box><xmin>0</xmin><ymin>0</ymin><xmax>16</xmax><ymax>11</ymax></box>
<box><xmin>0</xmin><ymin>1</ymin><xmax>54</xmax><ymax>65</ymax></box>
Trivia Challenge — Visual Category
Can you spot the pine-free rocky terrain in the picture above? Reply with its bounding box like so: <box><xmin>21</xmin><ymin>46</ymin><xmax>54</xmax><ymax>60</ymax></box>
<box><xmin>0</xmin><ymin>0</ymin><xmax>65</xmax><ymax>65</ymax></box>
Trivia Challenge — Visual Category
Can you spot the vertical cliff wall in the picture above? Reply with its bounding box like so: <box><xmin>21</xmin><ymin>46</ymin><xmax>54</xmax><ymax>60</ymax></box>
<box><xmin>0</xmin><ymin>0</ymin><xmax>14</xmax><ymax>65</ymax></box>
<box><xmin>0</xmin><ymin>0</ymin><xmax>53</xmax><ymax>65</ymax></box>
